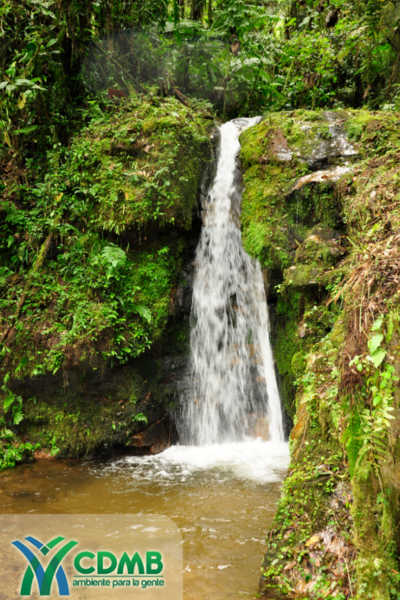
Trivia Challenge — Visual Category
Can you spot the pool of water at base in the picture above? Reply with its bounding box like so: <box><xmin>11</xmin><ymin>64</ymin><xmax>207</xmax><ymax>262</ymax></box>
<box><xmin>0</xmin><ymin>439</ymin><xmax>289</xmax><ymax>600</ymax></box>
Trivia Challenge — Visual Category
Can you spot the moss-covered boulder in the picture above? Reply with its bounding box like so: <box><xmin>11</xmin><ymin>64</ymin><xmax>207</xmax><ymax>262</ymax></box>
<box><xmin>0</xmin><ymin>93</ymin><xmax>214</xmax><ymax>467</ymax></box>
<box><xmin>240</xmin><ymin>109</ymin><xmax>400</xmax><ymax>599</ymax></box>
<box><xmin>240</xmin><ymin>110</ymin><xmax>352</xmax><ymax>422</ymax></box>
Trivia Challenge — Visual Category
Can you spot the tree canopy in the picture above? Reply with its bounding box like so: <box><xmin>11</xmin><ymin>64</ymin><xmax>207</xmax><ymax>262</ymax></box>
<box><xmin>2</xmin><ymin>0</ymin><xmax>400</xmax><ymax>167</ymax></box>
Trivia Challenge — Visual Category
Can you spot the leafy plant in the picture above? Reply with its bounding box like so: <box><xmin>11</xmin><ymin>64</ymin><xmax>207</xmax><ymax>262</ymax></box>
<box><xmin>132</xmin><ymin>412</ymin><xmax>148</xmax><ymax>424</ymax></box>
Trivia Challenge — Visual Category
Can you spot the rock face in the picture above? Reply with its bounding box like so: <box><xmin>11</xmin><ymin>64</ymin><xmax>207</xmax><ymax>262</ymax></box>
<box><xmin>0</xmin><ymin>95</ymin><xmax>214</xmax><ymax>465</ymax></box>
<box><xmin>14</xmin><ymin>351</ymin><xmax>183</xmax><ymax>459</ymax></box>
<box><xmin>8</xmin><ymin>248</ymin><xmax>197</xmax><ymax>458</ymax></box>
<box><xmin>240</xmin><ymin>109</ymin><xmax>400</xmax><ymax>599</ymax></box>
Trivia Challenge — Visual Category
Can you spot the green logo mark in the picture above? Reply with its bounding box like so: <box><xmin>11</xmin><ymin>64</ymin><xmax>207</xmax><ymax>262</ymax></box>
<box><xmin>12</xmin><ymin>536</ymin><xmax>78</xmax><ymax>596</ymax></box>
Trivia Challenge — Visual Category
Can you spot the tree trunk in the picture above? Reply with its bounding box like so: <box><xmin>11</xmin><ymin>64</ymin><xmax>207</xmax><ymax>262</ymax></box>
<box><xmin>191</xmin><ymin>0</ymin><xmax>205</xmax><ymax>21</ymax></box>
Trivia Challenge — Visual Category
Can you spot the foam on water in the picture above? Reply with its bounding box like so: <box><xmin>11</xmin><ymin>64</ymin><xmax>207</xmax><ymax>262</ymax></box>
<box><xmin>159</xmin><ymin>439</ymin><xmax>289</xmax><ymax>483</ymax></box>
<box><xmin>112</xmin><ymin>439</ymin><xmax>289</xmax><ymax>485</ymax></box>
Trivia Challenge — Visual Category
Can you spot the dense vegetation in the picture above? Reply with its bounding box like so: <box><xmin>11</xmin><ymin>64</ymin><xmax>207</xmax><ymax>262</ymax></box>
<box><xmin>2</xmin><ymin>1</ymin><xmax>400</xmax><ymax>598</ymax></box>
<box><xmin>2</xmin><ymin>0</ymin><xmax>400</xmax><ymax>167</ymax></box>
<box><xmin>0</xmin><ymin>90</ymin><xmax>212</xmax><ymax>467</ymax></box>
<box><xmin>240</xmin><ymin>110</ymin><xmax>400</xmax><ymax>599</ymax></box>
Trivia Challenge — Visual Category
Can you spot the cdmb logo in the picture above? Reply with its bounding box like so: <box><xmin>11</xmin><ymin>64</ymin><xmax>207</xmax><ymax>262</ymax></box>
<box><xmin>12</xmin><ymin>536</ymin><xmax>78</xmax><ymax>596</ymax></box>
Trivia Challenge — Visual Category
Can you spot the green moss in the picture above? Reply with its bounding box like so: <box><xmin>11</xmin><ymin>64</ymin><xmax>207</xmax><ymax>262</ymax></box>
<box><xmin>0</xmin><ymin>237</ymin><xmax>181</xmax><ymax>378</ymax></box>
<box><xmin>47</xmin><ymin>94</ymin><xmax>213</xmax><ymax>234</ymax></box>
<box><xmin>240</xmin><ymin>111</ymin><xmax>347</xmax><ymax>275</ymax></box>
<box><xmin>0</xmin><ymin>92</ymin><xmax>214</xmax><ymax>466</ymax></box>
<box><xmin>240</xmin><ymin>123</ymin><xmax>270</xmax><ymax>167</ymax></box>
<box><xmin>345</xmin><ymin>109</ymin><xmax>400</xmax><ymax>157</ymax></box>
<box><xmin>261</xmin><ymin>322</ymin><xmax>348</xmax><ymax>598</ymax></box>
<box><xmin>242</xmin><ymin>109</ymin><xmax>400</xmax><ymax>598</ymax></box>
<box><xmin>0</xmin><ymin>94</ymin><xmax>214</xmax><ymax>380</ymax></box>
<box><xmin>351</xmin><ymin>469</ymin><xmax>399</xmax><ymax>600</ymax></box>
<box><xmin>345</xmin><ymin>109</ymin><xmax>379</xmax><ymax>142</ymax></box>
<box><xmin>272</xmin><ymin>291</ymin><xmax>303</xmax><ymax>420</ymax></box>
<box><xmin>14</xmin><ymin>358</ymin><xmax>173</xmax><ymax>458</ymax></box>
<box><xmin>261</xmin><ymin>435</ymin><xmax>349</xmax><ymax>598</ymax></box>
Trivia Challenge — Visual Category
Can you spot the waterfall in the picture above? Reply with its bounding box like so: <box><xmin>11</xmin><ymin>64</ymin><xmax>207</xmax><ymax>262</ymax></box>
<box><xmin>180</xmin><ymin>118</ymin><xmax>284</xmax><ymax>446</ymax></box>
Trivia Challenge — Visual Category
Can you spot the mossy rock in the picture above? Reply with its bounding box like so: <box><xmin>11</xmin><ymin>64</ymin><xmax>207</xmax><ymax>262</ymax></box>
<box><xmin>241</xmin><ymin>109</ymin><xmax>400</xmax><ymax>598</ymax></box>
<box><xmin>52</xmin><ymin>94</ymin><xmax>214</xmax><ymax>234</ymax></box>
<box><xmin>0</xmin><ymin>94</ymin><xmax>214</xmax><ymax>380</ymax></box>
<box><xmin>240</xmin><ymin>110</ymin><xmax>355</xmax><ymax>275</ymax></box>
<box><xmin>0</xmin><ymin>91</ymin><xmax>213</xmax><ymax>467</ymax></box>
<box><xmin>15</xmin><ymin>359</ymin><xmax>177</xmax><ymax>458</ymax></box>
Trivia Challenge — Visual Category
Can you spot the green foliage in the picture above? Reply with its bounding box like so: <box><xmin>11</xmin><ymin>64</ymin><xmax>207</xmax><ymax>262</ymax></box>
<box><xmin>0</xmin><ymin>94</ymin><xmax>211</xmax><ymax>381</ymax></box>
<box><xmin>0</xmin><ymin>91</ymin><xmax>211</xmax><ymax>472</ymax></box>
<box><xmin>242</xmin><ymin>108</ymin><xmax>400</xmax><ymax>599</ymax></box>
<box><xmin>132</xmin><ymin>412</ymin><xmax>148</xmax><ymax>424</ymax></box>
<box><xmin>2</xmin><ymin>0</ymin><xmax>400</xmax><ymax>171</ymax></box>
<box><xmin>0</xmin><ymin>377</ymin><xmax>37</xmax><ymax>469</ymax></box>
<box><xmin>213</xmin><ymin>0</ymin><xmax>266</xmax><ymax>39</ymax></box>
<box><xmin>0</xmin><ymin>432</ymin><xmax>36</xmax><ymax>470</ymax></box>
<box><xmin>348</xmin><ymin>316</ymin><xmax>397</xmax><ymax>486</ymax></box>
<box><xmin>120</xmin><ymin>0</ymin><xmax>400</xmax><ymax>114</ymax></box>
<box><xmin>37</xmin><ymin>94</ymin><xmax>211</xmax><ymax>234</ymax></box>
<box><xmin>2</xmin><ymin>232</ymin><xmax>171</xmax><ymax>376</ymax></box>
<box><xmin>2</xmin><ymin>387</ymin><xmax>23</xmax><ymax>426</ymax></box>
<box><xmin>0</xmin><ymin>0</ymin><xmax>175</xmax><ymax>163</ymax></box>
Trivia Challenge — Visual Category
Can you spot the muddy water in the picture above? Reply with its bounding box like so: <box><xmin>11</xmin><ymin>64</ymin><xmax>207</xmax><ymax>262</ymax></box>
<box><xmin>0</xmin><ymin>440</ymin><xmax>288</xmax><ymax>600</ymax></box>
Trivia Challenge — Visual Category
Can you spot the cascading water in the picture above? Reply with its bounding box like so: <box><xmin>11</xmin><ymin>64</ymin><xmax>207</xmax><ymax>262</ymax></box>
<box><xmin>180</xmin><ymin>118</ymin><xmax>284</xmax><ymax>446</ymax></box>
<box><xmin>1</xmin><ymin>119</ymin><xmax>290</xmax><ymax>600</ymax></box>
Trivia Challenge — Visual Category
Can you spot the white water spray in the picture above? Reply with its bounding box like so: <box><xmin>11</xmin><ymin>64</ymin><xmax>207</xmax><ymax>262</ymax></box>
<box><xmin>180</xmin><ymin>118</ymin><xmax>284</xmax><ymax>446</ymax></box>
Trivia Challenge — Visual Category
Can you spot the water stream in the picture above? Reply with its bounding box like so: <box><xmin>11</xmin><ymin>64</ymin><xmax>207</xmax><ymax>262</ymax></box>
<box><xmin>0</xmin><ymin>446</ymin><xmax>288</xmax><ymax>599</ymax></box>
<box><xmin>180</xmin><ymin>117</ymin><xmax>284</xmax><ymax>444</ymax></box>
<box><xmin>1</xmin><ymin>119</ymin><xmax>289</xmax><ymax>599</ymax></box>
